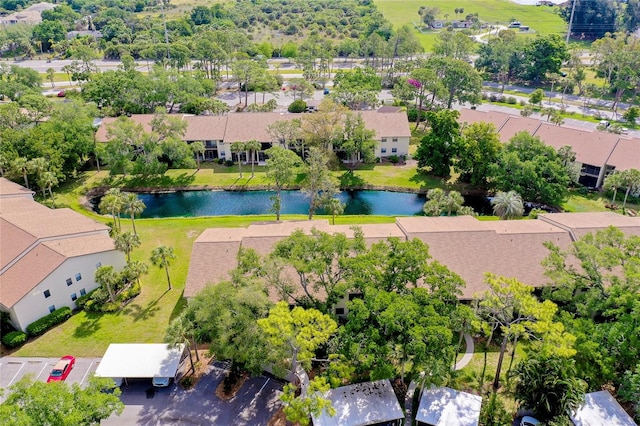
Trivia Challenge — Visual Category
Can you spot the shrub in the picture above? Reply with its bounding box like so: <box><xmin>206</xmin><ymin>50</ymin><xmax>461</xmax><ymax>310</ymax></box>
<box><xmin>117</xmin><ymin>283</ymin><xmax>141</xmax><ymax>304</ymax></box>
<box><xmin>224</xmin><ymin>160</ymin><xmax>234</xmax><ymax>167</ymax></box>
<box><xmin>26</xmin><ymin>307</ymin><xmax>72</xmax><ymax>336</ymax></box>
<box><xmin>489</xmin><ymin>94</ymin><xmax>498</xmax><ymax>102</ymax></box>
<box><xmin>389</xmin><ymin>155</ymin><xmax>399</xmax><ymax>164</ymax></box>
<box><xmin>406</xmin><ymin>108</ymin><xmax>427</xmax><ymax>123</ymax></box>
<box><xmin>507</xmin><ymin>97</ymin><xmax>517</xmax><ymax>104</ymax></box>
<box><xmin>288</xmin><ymin>99</ymin><xmax>307</xmax><ymax>113</ymax></box>
<box><xmin>2</xmin><ymin>330</ymin><xmax>27</xmax><ymax>348</ymax></box>
<box><xmin>217</xmin><ymin>158</ymin><xmax>224</xmax><ymax>165</ymax></box>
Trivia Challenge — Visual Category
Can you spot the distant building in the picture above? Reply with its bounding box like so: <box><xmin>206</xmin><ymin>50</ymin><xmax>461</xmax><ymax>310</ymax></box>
<box><xmin>0</xmin><ymin>2</ymin><xmax>57</xmax><ymax>26</ymax></box>
<box><xmin>0</xmin><ymin>178</ymin><xmax>125</xmax><ymax>332</ymax></box>
<box><xmin>66</xmin><ymin>30</ymin><xmax>103</xmax><ymax>41</ymax></box>
<box><xmin>95</xmin><ymin>111</ymin><xmax>411</xmax><ymax>162</ymax></box>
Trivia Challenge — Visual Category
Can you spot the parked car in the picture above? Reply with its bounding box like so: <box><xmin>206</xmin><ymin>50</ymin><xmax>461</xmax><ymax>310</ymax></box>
<box><xmin>57</xmin><ymin>90</ymin><xmax>66</xmax><ymax>97</ymax></box>
<box><xmin>47</xmin><ymin>356</ymin><xmax>75</xmax><ymax>382</ymax></box>
<box><xmin>520</xmin><ymin>416</ymin><xmax>540</xmax><ymax>426</ymax></box>
<box><xmin>152</xmin><ymin>377</ymin><xmax>171</xmax><ymax>387</ymax></box>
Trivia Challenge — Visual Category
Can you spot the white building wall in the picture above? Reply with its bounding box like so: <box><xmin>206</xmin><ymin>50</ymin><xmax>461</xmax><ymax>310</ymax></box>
<box><xmin>9</xmin><ymin>250</ymin><xmax>125</xmax><ymax>332</ymax></box>
<box><xmin>376</xmin><ymin>136</ymin><xmax>410</xmax><ymax>158</ymax></box>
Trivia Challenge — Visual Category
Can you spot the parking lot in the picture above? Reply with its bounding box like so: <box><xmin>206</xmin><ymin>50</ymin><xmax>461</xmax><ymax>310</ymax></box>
<box><xmin>0</xmin><ymin>357</ymin><xmax>102</xmax><ymax>392</ymax></box>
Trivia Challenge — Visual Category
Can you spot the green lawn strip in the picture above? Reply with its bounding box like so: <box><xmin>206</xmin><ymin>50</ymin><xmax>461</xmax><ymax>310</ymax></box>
<box><xmin>13</xmin><ymin>213</ymin><xmax>396</xmax><ymax>357</ymax></box>
<box><xmin>375</xmin><ymin>0</ymin><xmax>566</xmax><ymax>50</ymax></box>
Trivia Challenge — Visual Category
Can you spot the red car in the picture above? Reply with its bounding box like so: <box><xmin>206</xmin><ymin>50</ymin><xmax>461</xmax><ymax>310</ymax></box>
<box><xmin>47</xmin><ymin>356</ymin><xmax>75</xmax><ymax>382</ymax></box>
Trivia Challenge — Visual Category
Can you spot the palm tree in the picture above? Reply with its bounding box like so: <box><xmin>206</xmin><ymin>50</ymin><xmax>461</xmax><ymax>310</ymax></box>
<box><xmin>30</xmin><ymin>157</ymin><xmax>49</xmax><ymax>198</ymax></box>
<box><xmin>11</xmin><ymin>157</ymin><xmax>31</xmax><ymax>189</ymax></box>
<box><xmin>122</xmin><ymin>260</ymin><xmax>148</xmax><ymax>288</ymax></box>
<box><xmin>115</xmin><ymin>231</ymin><xmax>141</xmax><ymax>263</ymax></box>
<box><xmin>151</xmin><ymin>245</ymin><xmax>176</xmax><ymax>291</ymax></box>
<box><xmin>619</xmin><ymin>168</ymin><xmax>640</xmax><ymax>210</ymax></box>
<box><xmin>491</xmin><ymin>191</ymin><xmax>524</xmax><ymax>220</ymax></box>
<box><xmin>325</xmin><ymin>197</ymin><xmax>345</xmax><ymax>225</ymax></box>
<box><xmin>99</xmin><ymin>189</ymin><xmax>125</xmax><ymax>232</ymax></box>
<box><xmin>165</xmin><ymin>312</ymin><xmax>199</xmax><ymax>374</ymax></box>
<box><xmin>190</xmin><ymin>141</ymin><xmax>205</xmax><ymax>170</ymax></box>
<box><xmin>230</xmin><ymin>142</ymin><xmax>246</xmax><ymax>178</ymax></box>
<box><xmin>244</xmin><ymin>139</ymin><xmax>262</xmax><ymax>178</ymax></box>
<box><xmin>603</xmin><ymin>172</ymin><xmax>623</xmax><ymax>205</ymax></box>
<box><xmin>40</xmin><ymin>171</ymin><xmax>59</xmax><ymax>207</ymax></box>
<box><xmin>95</xmin><ymin>266</ymin><xmax>119</xmax><ymax>304</ymax></box>
<box><xmin>122</xmin><ymin>192</ymin><xmax>146</xmax><ymax>235</ymax></box>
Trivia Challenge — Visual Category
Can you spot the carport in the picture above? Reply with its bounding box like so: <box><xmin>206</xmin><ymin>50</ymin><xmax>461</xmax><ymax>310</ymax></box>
<box><xmin>95</xmin><ymin>343</ymin><xmax>186</xmax><ymax>385</ymax></box>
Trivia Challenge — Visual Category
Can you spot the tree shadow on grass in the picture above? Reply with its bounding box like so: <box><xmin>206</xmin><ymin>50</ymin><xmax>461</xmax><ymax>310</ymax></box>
<box><xmin>124</xmin><ymin>173</ymin><xmax>196</xmax><ymax>188</ymax></box>
<box><xmin>169</xmin><ymin>290</ymin><xmax>188</xmax><ymax>323</ymax></box>
<box><xmin>339</xmin><ymin>171</ymin><xmax>366</xmax><ymax>187</ymax></box>
<box><xmin>72</xmin><ymin>312</ymin><xmax>103</xmax><ymax>338</ymax></box>
<box><xmin>408</xmin><ymin>170</ymin><xmax>452</xmax><ymax>192</ymax></box>
<box><xmin>122</xmin><ymin>289</ymin><xmax>170</xmax><ymax>322</ymax></box>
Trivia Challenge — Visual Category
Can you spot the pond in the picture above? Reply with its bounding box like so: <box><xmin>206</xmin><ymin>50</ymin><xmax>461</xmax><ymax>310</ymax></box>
<box><xmin>93</xmin><ymin>190</ymin><xmax>494</xmax><ymax>218</ymax></box>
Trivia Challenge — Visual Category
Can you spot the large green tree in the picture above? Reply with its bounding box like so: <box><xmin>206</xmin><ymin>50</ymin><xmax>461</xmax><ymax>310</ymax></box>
<box><xmin>490</xmin><ymin>131</ymin><xmax>570</xmax><ymax>206</ymax></box>
<box><xmin>264</xmin><ymin>146</ymin><xmax>303</xmax><ymax>221</ymax></box>
<box><xmin>0</xmin><ymin>375</ymin><xmax>123</xmax><ymax>425</ymax></box>
<box><xmin>301</xmin><ymin>146</ymin><xmax>340</xmax><ymax>220</ymax></box>
<box><xmin>455</xmin><ymin>122</ymin><xmax>502</xmax><ymax>186</ymax></box>
<box><xmin>331</xmin><ymin>67</ymin><xmax>381</xmax><ymax>110</ymax></box>
<box><xmin>414</xmin><ymin>109</ymin><xmax>460</xmax><ymax>176</ymax></box>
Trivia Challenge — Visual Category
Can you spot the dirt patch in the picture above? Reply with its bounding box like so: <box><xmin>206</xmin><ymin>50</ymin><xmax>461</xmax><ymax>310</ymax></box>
<box><xmin>215</xmin><ymin>371</ymin><xmax>250</xmax><ymax>400</ymax></box>
<box><xmin>179</xmin><ymin>350</ymin><xmax>213</xmax><ymax>390</ymax></box>
<box><xmin>268</xmin><ymin>406</ymin><xmax>293</xmax><ymax>426</ymax></box>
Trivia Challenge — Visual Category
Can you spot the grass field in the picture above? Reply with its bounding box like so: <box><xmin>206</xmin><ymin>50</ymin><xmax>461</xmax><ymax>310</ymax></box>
<box><xmin>375</xmin><ymin>0</ymin><xmax>567</xmax><ymax>50</ymax></box>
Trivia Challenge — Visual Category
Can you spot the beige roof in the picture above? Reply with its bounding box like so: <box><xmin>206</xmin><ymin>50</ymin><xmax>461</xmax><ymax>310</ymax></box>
<box><xmin>224</xmin><ymin>113</ymin><xmax>294</xmax><ymax>143</ymax></box>
<box><xmin>497</xmin><ymin>116</ymin><xmax>543</xmax><ymax>142</ymax></box>
<box><xmin>0</xmin><ymin>244</ymin><xmax>65</xmax><ymax>309</ymax></box>
<box><xmin>359</xmin><ymin>111</ymin><xmax>412</xmax><ymax>138</ymax></box>
<box><xmin>458</xmin><ymin>109</ymin><xmax>510</xmax><ymax>133</ymax></box>
<box><xmin>539</xmin><ymin>212</ymin><xmax>640</xmax><ymax>238</ymax></box>
<box><xmin>0</xmin><ymin>181</ymin><xmax>118</xmax><ymax>308</ymax></box>
<box><xmin>0</xmin><ymin>197</ymin><xmax>109</xmax><ymax>240</ymax></box>
<box><xmin>183</xmin><ymin>115</ymin><xmax>227</xmax><ymax>141</ymax></box>
<box><xmin>534</xmin><ymin>123</ymin><xmax>619</xmax><ymax>168</ymax></box>
<box><xmin>95</xmin><ymin>114</ymin><xmax>155</xmax><ymax>142</ymax></box>
<box><xmin>606</xmin><ymin>138</ymin><xmax>640</xmax><ymax>172</ymax></box>
<box><xmin>0</xmin><ymin>178</ymin><xmax>35</xmax><ymax>198</ymax></box>
<box><xmin>42</xmin><ymin>234</ymin><xmax>116</xmax><ymax>257</ymax></box>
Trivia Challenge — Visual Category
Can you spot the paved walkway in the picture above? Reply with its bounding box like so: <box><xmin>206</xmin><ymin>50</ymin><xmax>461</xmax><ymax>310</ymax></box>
<box><xmin>454</xmin><ymin>333</ymin><xmax>475</xmax><ymax>371</ymax></box>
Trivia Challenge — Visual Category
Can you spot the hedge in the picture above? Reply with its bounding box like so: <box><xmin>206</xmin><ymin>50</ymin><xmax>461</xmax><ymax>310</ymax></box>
<box><xmin>26</xmin><ymin>307</ymin><xmax>72</xmax><ymax>336</ymax></box>
<box><xmin>288</xmin><ymin>99</ymin><xmax>307</xmax><ymax>113</ymax></box>
<box><xmin>2</xmin><ymin>330</ymin><xmax>27</xmax><ymax>348</ymax></box>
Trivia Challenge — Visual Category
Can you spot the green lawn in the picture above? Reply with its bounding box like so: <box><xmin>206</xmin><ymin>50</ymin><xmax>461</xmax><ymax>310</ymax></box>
<box><xmin>375</xmin><ymin>0</ymin><xmax>566</xmax><ymax>50</ymax></box>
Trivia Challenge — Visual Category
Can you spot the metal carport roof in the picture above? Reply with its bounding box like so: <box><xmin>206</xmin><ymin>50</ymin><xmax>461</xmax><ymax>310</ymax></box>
<box><xmin>311</xmin><ymin>379</ymin><xmax>404</xmax><ymax>426</ymax></box>
<box><xmin>94</xmin><ymin>343</ymin><xmax>185</xmax><ymax>378</ymax></box>
<box><xmin>570</xmin><ymin>390</ymin><xmax>637</xmax><ymax>426</ymax></box>
<box><xmin>416</xmin><ymin>386</ymin><xmax>482</xmax><ymax>426</ymax></box>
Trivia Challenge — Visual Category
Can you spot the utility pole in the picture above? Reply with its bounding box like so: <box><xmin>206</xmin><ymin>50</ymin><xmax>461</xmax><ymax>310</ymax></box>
<box><xmin>565</xmin><ymin>0</ymin><xmax>577</xmax><ymax>44</ymax></box>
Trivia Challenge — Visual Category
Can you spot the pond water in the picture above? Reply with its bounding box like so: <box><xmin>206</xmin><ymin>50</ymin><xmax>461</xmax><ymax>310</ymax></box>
<box><xmin>93</xmin><ymin>190</ymin><xmax>493</xmax><ymax>218</ymax></box>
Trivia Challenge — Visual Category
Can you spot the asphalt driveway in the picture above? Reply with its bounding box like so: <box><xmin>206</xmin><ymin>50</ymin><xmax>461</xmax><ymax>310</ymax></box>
<box><xmin>102</xmin><ymin>362</ymin><xmax>283</xmax><ymax>425</ymax></box>
<box><xmin>0</xmin><ymin>356</ymin><xmax>101</xmax><ymax>391</ymax></box>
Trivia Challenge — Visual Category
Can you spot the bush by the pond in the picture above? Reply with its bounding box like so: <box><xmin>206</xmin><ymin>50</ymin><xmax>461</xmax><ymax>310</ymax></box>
<box><xmin>26</xmin><ymin>307</ymin><xmax>72</xmax><ymax>336</ymax></box>
<box><xmin>2</xmin><ymin>330</ymin><xmax>28</xmax><ymax>348</ymax></box>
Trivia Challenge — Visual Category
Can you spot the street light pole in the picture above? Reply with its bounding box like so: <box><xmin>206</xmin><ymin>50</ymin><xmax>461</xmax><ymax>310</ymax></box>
<box><xmin>565</xmin><ymin>0</ymin><xmax>577</xmax><ymax>44</ymax></box>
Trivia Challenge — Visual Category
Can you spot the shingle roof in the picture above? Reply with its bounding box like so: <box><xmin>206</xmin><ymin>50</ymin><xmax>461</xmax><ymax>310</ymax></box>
<box><xmin>497</xmin><ymin>116</ymin><xmax>542</xmax><ymax>142</ymax></box>
<box><xmin>185</xmin><ymin>214</ymin><xmax>637</xmax><ymax>301</ymax></box>
<box><xmin>0</xmin><ymin>180</ymin><xmax>118</xmax><ymax>309</ymax></box>
<box><xmin>606</xmin><ymin>137</ymin><xmax>640</xmax><ymax>172</ymax></box>
<box><xmin>459</xmin><ymin>109</ymin><xmax>510</xmax><ymax>133</ymax></box>
<box><xmin>224</xmin><ymin>112</ymin><xmax>295</xmax><ymax>143</ymax></box>
<box><xmin>95</xmin><ymin>114</ymin><xmax>155</xmax><ymax>142</ymax></box>
<box><xmin>360</xmin><ymin>111</ymin><xmax>412</xmax><ymax>138</ymax></box>
<box><xmin>0</xmin><ymin>178</ymin><xmax>35</xmax><ymax>198</ymax></box>
<box><xmin>182</xmin><ymin>115</ymin><xmax>227</xmax><ymax>141</ymax></box>
<box><xmin>0</xmin><ymin>244</ymin><xmax>65</xmax><ymax>309</ymax></box>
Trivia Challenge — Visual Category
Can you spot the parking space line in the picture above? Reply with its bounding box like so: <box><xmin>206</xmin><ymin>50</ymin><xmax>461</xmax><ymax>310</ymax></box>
<box><xmin>36</xmin><ymin>361</ymin><xmax>50</xmax><ymax>381</ymax></box>
<box><xmin>80</xmin><ymin>362</ymin><xmax>93</xmax><ymax>386</ymax></box>
<box><xmin>7</xmin><ymin>362</ymin><xmax>25</xmax><ymax>387</ymax></box>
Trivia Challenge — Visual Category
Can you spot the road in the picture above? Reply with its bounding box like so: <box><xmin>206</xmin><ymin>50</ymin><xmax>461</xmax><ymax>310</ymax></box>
<box><xmin>0</xmin><ymin>356</ymin><xmax>101</xmax><ymax>392</ymax></box>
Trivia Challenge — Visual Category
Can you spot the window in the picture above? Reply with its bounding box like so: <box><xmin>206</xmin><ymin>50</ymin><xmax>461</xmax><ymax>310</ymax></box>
<box><xmin>381</xmin><ymin>138</ymin><xmax>387</xmax><ymax>143</ymax></box>
<box><xmin>66</xmin><ymin>278</ymin><xmax>73</xmax><ymax>286</ymax></box>
<box><xmin>348</xmin><ymin>293</ymin><xmax>362</xmax><ymax>301</ymax></box>
<box><xmin>70</xmin><ymin>293</ymin><xmax>77</xmax><ymax>302</ymax></box>
<box><xmin>95</xmin><ymin>262</ymin><xmax>101</xmax><ymax>269</ymax></box>
<box><xmin>80</xmin><ymin>288</ymin><xmax>86</xmax><ymax>296</ymax></box>
<box><xmin>335</xmin><ymin>308</ymin><xmax>345</xmax><ymax>315</ymax></box>
<box><xmin>48</xmin><ymin>305</ymin><xmax>56</xmax><ymax>313</ymax></box>
<box><xmin>392</xmin><ymin>138</ymin><xmax>398</xmax><ymax>143</ymax></box>
<box><xmin>75</xmin><ymin>273</ymin><xmax>82</xmax><ymax>281</ymax></box>
<box><xmin>381</xmin><ymin>148</ymin><xmax>387</xmax><ymax>154</ymax></box>
<box><xmin>391</xmin><ymin>148</ymin><xmax>398</xmax><ymax>153</ymax></box>
<box><xmin>44</xmin><ymin>289</ymin><xmax>51</xmax><ymax>298</ymax></box>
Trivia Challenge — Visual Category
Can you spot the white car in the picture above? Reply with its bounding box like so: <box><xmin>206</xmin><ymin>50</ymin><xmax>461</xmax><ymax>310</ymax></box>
<box><xmin>152</xmin><ymin>377</ymin><xmax>171</xmax><ymax>387</ymax></box>
<box><xmin>521</xmin><ymin>416</ymin><xmax>540</xmax><ymax>426</ymax></box>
